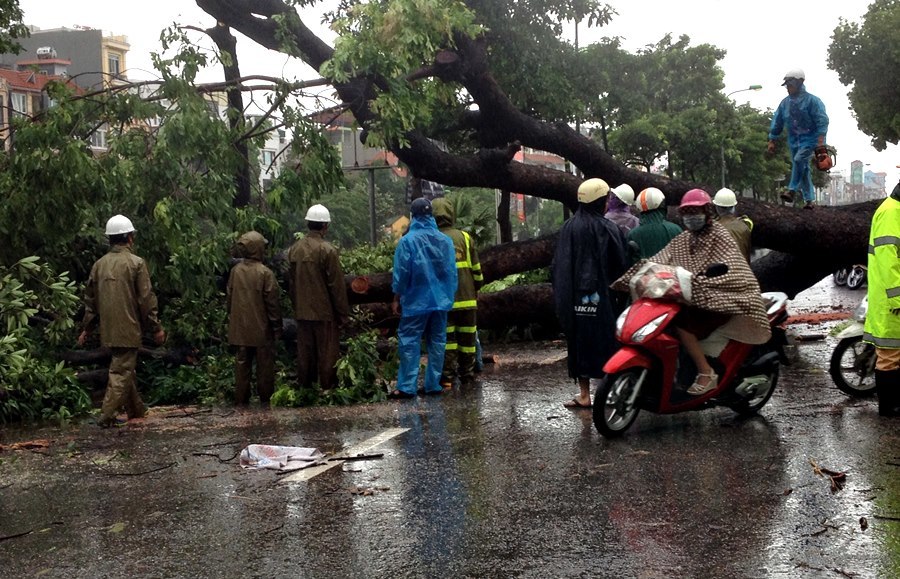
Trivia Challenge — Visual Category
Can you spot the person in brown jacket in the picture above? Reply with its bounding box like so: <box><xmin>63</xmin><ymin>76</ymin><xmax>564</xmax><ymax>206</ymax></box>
<box><xmin>287</xmin><ymin>204</ymin><xmax>350</xmax><ymax>391</ymax></box>
<box><xmin>78</xmin><ymin>214</ymin><xmax>166</xmax><ymax>428</ymax></box>
<box><xmin>227</xmin><ymin>231</ymin><xmax>282</xmax><ymax>406</ymax></box>
<box><xmin>712</xmin><ymin>188</ymin><xmax>753</xmax><ymax>263</ymax></box>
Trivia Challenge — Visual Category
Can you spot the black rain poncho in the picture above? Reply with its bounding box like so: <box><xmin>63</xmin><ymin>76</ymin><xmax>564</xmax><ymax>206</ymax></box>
<box><xmin>551</xmin><ymin>201</ymin><xmax>628</xmax><ymax>378</ymax></box>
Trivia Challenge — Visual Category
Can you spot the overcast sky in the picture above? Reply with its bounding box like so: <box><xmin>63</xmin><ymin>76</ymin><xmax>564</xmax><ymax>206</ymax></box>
<box><xmin>17</xmin><ymin>0</ymin><xmax>900</xmax><ymax>186</ymax></box>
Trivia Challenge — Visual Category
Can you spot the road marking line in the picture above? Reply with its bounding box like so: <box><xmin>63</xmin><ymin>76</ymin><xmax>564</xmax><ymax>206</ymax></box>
<box><xmin>281</xmin><ymin>427</ymin><xmax>409</xmax><ymax>483</ymax></box>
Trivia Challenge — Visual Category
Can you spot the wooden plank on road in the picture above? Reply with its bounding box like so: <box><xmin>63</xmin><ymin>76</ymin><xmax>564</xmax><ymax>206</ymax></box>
<box><xmin>281</xmin><ymin>427</ymin><xmax>409</xmax><ymax>483</ymax></box>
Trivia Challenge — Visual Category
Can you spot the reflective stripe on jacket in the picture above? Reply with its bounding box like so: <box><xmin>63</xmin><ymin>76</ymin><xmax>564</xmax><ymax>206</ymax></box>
<box><xmin>864</xmin><ymin>196</ymin><xmax>900</xmax><ymax>347</ymax></box>
<box><xmin>433</xmin><ymin>198</ymin><xmax>482</xmax><ymax>310</ymax></box>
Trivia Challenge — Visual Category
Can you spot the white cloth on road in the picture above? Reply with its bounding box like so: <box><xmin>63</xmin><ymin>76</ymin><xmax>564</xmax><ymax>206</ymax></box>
<box><xmin>239</xmin><ymin>444</ymin><xmax>324</xmax><ymax>471</ymax></box>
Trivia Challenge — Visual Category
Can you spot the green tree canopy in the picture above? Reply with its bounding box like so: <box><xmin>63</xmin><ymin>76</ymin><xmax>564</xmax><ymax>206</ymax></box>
<box><xmin>829</xmin><ymin>0</ymin><xmax>900</xmax><ymax>150</ymax></box>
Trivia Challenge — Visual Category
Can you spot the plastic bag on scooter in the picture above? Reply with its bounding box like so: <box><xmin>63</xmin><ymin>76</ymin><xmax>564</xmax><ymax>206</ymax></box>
<box><xmin>629</xmin><ymin>262</ymin><xmax>693</xmax><ymax>303</ymax></box>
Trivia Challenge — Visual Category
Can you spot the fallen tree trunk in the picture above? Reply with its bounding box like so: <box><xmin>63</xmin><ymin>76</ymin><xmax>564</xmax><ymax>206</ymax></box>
<box><xmin>61</xmin><ymin>346</ymin><xmax>198</xmax><ymax>367</ymax></box>
<box><xmin>358</xmin><ymin>282</ymin><xmax>558</xmax><ymax>332</ymax></box>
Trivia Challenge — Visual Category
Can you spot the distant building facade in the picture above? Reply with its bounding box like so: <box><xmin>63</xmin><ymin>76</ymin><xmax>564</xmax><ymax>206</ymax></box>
<box><xmin>0</xmin><ymin>26</ymin><xmax>129</xmax><ymax>90</ymax></box>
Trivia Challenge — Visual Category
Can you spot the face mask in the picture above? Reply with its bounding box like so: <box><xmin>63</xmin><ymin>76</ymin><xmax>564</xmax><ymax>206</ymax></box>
<box><xmin>682</xmin><ymin>214</ymin><xmax>707</xmax><ymax>231</ymax></box>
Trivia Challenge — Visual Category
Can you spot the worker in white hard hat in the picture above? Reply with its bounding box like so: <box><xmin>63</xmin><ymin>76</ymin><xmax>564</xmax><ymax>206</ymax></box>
<box><xmin>767</xmin><ymin>68</ymin><xmax>829</xmax><ymax>209</ymax></box>
<box><xmin>713</xmin><ymin>188</ymin><xmax>753</xmax><ymax>262</ymax></box>
<box><xmin>286</xmin><ymin>204</ymin><xmax>350</xmax><ymax>392</ymax></box>
<box><xmin>78</xmin><ymin>214</ymin><xmax>166</xmax><ymax>428</ymax></box>
<box><xmin>606</xmin><ymin>183</ymin><xmax>640</xmax><ymax>235</ymax></box>
<box><xmin>552</xmin><ymin>178</ymin><xmax>628</xmax><ymax>409</ymax></box>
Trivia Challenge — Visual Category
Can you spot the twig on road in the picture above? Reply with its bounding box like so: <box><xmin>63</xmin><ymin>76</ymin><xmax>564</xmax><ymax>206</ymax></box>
<box><xmin>192</xmin><ymin>450</ymin><xmax>240</xmax><ymax>463</ymax></box>
<box><xmin>103</xmin><ymin>462</ymin><xmax>177</xmax><ymax>477</ymax></box>
<box><xmin>809</xmin><ymin>458</ymin><xmax>846</xmax><ymax>492</ymax></box>
<box><xmin>164</xmin><ymin>408</ymin><xmax>212</xmax><ymax>419</ymax></box>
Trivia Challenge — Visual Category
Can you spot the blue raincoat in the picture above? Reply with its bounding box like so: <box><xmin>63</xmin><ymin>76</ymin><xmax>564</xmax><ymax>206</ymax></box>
<box><xmin>392</xmin><ymin>214</ymin><xmax>457</xmax><ymax>315</ymax></box>
<box><xmin>392</xmin><ymin>214</ymin><xmax>457</xmax><ymax>394</ymax></box>
<box><xmin>768</xmin><ymin>84</ymin><xmax>829</xmax><ymax>202</ymax></box>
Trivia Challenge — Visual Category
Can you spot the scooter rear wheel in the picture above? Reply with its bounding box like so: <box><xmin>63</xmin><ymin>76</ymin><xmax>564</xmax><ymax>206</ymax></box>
<box><xmin>730</xmin><ymin>366</ymin><xmax>779</xmax><ymax>417</ymax></box>
<box><xmin>847</xmin><ymin>266</ymin><xmax>866</xmax><ymax>290</ymax></box>
<box><xmin>829</xmin><ymin>336</ymin><xmax>877</xmax><ymax>397</ymax></box>
<box><xmin>593</xmin><ymin>369</ymin><xmax>643</xmax><ymax>437</ymax></box>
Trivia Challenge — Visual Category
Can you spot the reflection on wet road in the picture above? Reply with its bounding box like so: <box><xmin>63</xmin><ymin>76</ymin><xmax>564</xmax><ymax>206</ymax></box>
<box><xmin>1</xmin><ymin>278</ymin><xmax>898</xmax><ymax>578</ymax></box>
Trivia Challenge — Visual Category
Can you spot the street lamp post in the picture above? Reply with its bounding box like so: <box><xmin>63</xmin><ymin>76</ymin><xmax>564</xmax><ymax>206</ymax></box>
<box><xmin>721</xmin><ymin>84</ymin><xmax>763</xmax><ymax>189</ymax></box>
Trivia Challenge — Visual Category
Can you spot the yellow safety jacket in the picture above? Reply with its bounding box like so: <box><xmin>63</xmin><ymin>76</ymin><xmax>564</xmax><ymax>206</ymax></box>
<box><xmin>433</xmin><ymin>199</ymin><xmax>483</xmax><ymax>310</ymax></box>
<box><xmin>864</xmin><ymin>196</ymin><xmax>900</xmax><ymax>348</ymax></box>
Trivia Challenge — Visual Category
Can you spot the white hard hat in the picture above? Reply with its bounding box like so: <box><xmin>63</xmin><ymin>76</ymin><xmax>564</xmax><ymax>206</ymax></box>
<box><xmin>782</xmin><ymin>68</ymin><xmax>805</xmax><ymax>85</ymax></box>
<box><xmin>105</xmin><ymin>214</ymin><xmax>135</xmax><ymax>236</ymax></box>
<box><xmin>713</xmin><ymin>188</ymin><xmax>738</xmax><ymax>207</ymax></box>
<box><xmin>611</xmin><ymin>183</ymin><xmax>636</xmax><ymax>205</ymax></box>
<box><xmin>635</xmin><ymin>187</ymin><xmax>665</xmax><ymax>213</ymax></box>
<box><xmin>305</xmin><ymin>204</ymin><xmax>331</xmax><ymax>223</ymax></box>
<box><xmin>577</xmin><ymin>178</ymin><xmax>609</xmax><ymax>204</ymax></box>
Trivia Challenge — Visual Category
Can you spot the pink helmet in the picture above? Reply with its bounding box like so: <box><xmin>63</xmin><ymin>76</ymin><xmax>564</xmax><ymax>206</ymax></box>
<box><xmin>679</xmin><ymin>188</ymin><xmax>712</xmax><ymax>208</ymax></box>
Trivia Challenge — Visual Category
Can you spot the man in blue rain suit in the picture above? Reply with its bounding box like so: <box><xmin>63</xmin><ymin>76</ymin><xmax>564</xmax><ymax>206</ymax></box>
<box><xmin>767</xmin><ymin>68</ymin><xmax>829</xmax><ymax>209</ymax></box>
<box><xmin>389</xmin><ymin>197</ymin><xmax>458</xmax><ymax>398</ymax></box>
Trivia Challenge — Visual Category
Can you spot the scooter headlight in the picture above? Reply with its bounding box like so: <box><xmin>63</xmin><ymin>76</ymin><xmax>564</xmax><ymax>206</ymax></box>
<box><xmin>631</xmin><ymin>313</ymin><xmax>669</xmax><ymax>343</ymax></box>
<box><xmin>615</xmin><ymin>306</ymin><xmax>631</xmax><ymax>339</ymax></box>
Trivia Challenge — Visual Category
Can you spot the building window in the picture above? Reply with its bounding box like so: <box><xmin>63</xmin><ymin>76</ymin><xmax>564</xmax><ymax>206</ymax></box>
<box><xmin>107</xmin><ymin>53</ymin><xmax>121</xmax><ymax>77</ymax></box>
<box><xmin>90</xmin><ymin>128</ymin><xmax>107</xmax><ymax>149</ymax></box>
<box><xmin>10</xmin><ymin>93</ymin><xmax>27</xmax><ymax>117</ymax></box>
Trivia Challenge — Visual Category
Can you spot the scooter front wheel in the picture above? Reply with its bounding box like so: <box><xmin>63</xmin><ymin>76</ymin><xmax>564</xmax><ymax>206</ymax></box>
<box><xmin>593</xmin><ymin>369</ymin><xmax>643</xmax><ymax>437</ymax></box>
<box><xmin>829</xmin><ymin>336</ymin><xmax>877</xmax><ymax>397</ymax></box>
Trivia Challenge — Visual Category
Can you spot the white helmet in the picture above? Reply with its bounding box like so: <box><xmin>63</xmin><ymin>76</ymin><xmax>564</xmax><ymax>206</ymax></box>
<box><xmin>577</xmin><ymin>178</ymin><xmax>609</xmax><ymax>204</ymax></box>
<box><xmin>611</xmin><ymin>183</ymin><xmax>635</xmax><ymax>205</ymax></box>
<box><xmin>305</xmin><ymin>204</ymin><xmax>331</xmax><ymax>223</ymax></box>
<box><xmin>713</xmin><ymin>188</ymin><xmax>738</xmax><ymax>207</ymax></box>
<box><xmin>635</xmin><ymin>187</ymin><xmax>665</xmax><ymax>212</ymax></box>
<box><xmin>782</xmin><ymin>68</ymin><xmax>805</xmax><ymax>85</ymax></box>
<box><xmin>105</xmin><ymin>214</ymin><xmax>135</xmax><ymax>236</ymax></box>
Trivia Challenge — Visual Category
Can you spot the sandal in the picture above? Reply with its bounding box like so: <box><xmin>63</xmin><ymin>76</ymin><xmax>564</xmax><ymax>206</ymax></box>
<box><xmin>387</xmin><ymin>389</ymin><xmax>415</xmax><ymax>399</ymax></box>
<box><xmin>686</xmin><ymin>371</ymin><xmax>718</xmax><ymax>396</ymax></box>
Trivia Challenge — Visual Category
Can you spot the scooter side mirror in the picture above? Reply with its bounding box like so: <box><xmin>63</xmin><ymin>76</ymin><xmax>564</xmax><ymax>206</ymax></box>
<box><xmin>704</xmin><ymin>263</ymin><xmax>729</xmax><ymax>278</ymax></box>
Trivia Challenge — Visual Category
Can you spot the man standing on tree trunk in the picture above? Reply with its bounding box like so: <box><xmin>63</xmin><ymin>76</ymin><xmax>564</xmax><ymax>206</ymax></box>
<box><xmin>863</xmin><ymin>181</ymin><xmax>900</xmax><ymax>417</ymax></box>
<box><xmin>767</xmin><ymin>68</ymin><xmax>829</xmax><ymax>210</ymax></box>
<box><xmin>552</xmin><ymin>178</ymin><xmax>627</xmax><ymax>410</ymax></box>
<box><xmin>78</xmin><ymin>214</ymin><xmax>166</xmax><ymax>428</ymax></box>
<box><xmin>287</xmin><ymin>204</ymin><xmax>350</xmax><ymax>392</ymax></box>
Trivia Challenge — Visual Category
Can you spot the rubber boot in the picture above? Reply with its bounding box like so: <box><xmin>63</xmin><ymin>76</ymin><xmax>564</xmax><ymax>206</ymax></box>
<box><xmin>875</xmin><ymin>369</ymin><xmax>900</xmax><ymax>417</ymax></box>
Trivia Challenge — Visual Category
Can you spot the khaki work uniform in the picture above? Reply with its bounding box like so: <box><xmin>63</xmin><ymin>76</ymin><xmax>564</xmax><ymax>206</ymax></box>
<box><xmin>227</xmin><ymin>232</ymin><xmax>281</xmax><ymax>405</ymax></box>
<box><xmin>287</xmin><ymin>230</ymin><xmax>350</xmax><ymax>390</ymax></box>
<box><xmin>433</xmin><ymin>199</ymin><xmax>483</xmax><ymax>385</ymax></box>
<box><xmin>717</xmin><ymin>213</ymin><xmax>753</xmax><ymax>263</ymax></box>
<box><xmin>82</xmin><ymin>245</ymin><xmax>162</xmax><ymax>425</ymax></box>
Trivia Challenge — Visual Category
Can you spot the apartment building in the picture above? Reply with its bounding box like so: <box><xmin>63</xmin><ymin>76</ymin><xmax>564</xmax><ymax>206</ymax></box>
<box><xmin>0</xmin><ymin>26</ymin><xmax>129</xmax><ymax>90</ymax></box>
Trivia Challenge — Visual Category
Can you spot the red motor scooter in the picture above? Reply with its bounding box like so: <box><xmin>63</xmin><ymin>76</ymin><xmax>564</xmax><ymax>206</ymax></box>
<box><xmin>592</xmin><ymin>275</ymin><xmax>790</xmax><ymax>438</ymax></box>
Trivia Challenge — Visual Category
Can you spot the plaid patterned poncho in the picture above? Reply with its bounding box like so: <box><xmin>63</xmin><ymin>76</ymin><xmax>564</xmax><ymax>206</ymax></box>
<box><xmin>613</xmin><ymin>221</ymin><xmax>771</xmax><ymax>345</ymax></box>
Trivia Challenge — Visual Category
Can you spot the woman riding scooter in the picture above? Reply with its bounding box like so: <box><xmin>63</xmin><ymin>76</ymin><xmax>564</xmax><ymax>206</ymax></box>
<box><xmin>613</xmin><ymin>189</ymin><xmax>771</xmax><ymax>394</ymax></box>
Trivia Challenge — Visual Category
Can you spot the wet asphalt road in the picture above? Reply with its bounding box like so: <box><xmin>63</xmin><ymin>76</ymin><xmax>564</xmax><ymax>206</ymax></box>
<box><xmin>1</xmin><ymin>278</ymin><xmax>899</xmax><ymax>578</ymax></box>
